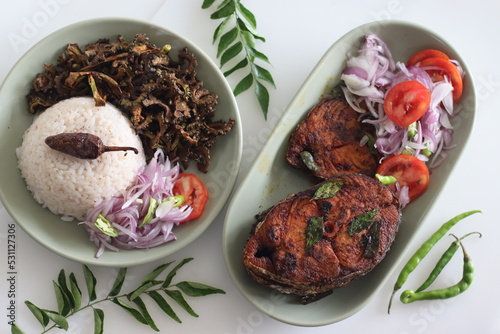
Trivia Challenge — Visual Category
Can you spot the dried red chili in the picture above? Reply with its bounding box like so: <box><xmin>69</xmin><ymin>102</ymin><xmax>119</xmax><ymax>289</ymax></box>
<box><xmin>45</xmin><ymin>132</ymin><xmax>138</xmax><ymax>159</ymax></box>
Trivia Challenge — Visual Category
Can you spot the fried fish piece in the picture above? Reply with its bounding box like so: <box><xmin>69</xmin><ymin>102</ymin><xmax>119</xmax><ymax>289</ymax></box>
<box><xmin>286</xmin><ymin>98</ymin><xmax>379</xmax><ymax>179</ymax></box>
<box><xmin>242</xmin><ymin>173</ymin><xmax>400</xmax><ymax>303</ymax></box>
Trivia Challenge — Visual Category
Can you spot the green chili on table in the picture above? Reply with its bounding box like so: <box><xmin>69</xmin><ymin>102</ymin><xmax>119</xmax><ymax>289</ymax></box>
<box><xmin>387</xmin><ymin>210</ymin><xmax>481</xmax><ymax>314</ymax></box>
<box><xmin>415</xmin><ymin>232</ymin><xmax>481</xmax><ymax>293</ymax></box>
<box><xmin>400</xmin><ymin>235</ymin><xmax>475</xmax><ymax>303</ymax></box>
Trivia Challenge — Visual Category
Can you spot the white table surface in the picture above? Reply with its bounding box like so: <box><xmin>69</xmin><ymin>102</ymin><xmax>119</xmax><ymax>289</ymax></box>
<box><xmin>1</xmin><ymin>1</ymin><xmax>499</xmax><ymax>333</ymax></box>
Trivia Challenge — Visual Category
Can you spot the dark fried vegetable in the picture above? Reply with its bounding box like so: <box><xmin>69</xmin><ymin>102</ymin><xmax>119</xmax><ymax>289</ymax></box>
<box><xmin>45</xmin><ymin>132</ymin><xmax>139</xmax><ymax>159</ymax></box>
<box><xmin>27</xmin><ymin>34</ymin><xmax>235</xmax><ymax>172</ymax></box>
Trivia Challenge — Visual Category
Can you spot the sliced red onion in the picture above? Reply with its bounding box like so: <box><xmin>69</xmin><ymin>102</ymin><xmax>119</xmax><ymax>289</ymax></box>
<box><xmin>341</xmin><ymin>34</ymin><xmax>463</xmax><ymax>171</ymax></box>
<box><xmin>340</xmin><ymin>34</ymin><xmax>466</xmax><ymax>208</ymax></box>
<box><xmin>342</xmin><ymin>66</ymin><xmax>369</xmax><ymax>80</ymax></box>
<box><xmin>80</xmin><ymin>149</ymin><xmax>193</xmax><ymax>258</ymax></box>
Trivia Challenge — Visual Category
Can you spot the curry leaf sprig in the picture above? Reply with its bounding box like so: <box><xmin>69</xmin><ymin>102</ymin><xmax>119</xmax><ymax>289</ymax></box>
<box><xmin>11</xmin><ymin>258</ymin><xmax>225</xmax><ymax>334</ymax></box>
<box><xmin>202</xmin><ymin>0</ymin><xmax>275</xmax><ymax>119</ymax></box>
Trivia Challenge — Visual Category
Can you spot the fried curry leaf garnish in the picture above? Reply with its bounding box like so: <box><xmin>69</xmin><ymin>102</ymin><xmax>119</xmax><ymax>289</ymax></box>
<box><xmin>313</xmin><ymin>180</ymin><xmax>345</xmax><ymax>200</ymax></box>
<box><xmin>347</xmin><ymin>209</ymin><xmax>378</xmax><ymax>236</ymax></box>
<box><xmin>299</xmin><ymin>151</ymin><xmax>323</xmax><ymax>172</ymax></box>
<box><xmin>306</xmin><ymin>216</ymin><xmax>324</xmax><ymax>251</ymax></box>
<box><xmin>363</xmin><ymin>219</ymin><xmax>381</xmax><ymax>258</ymax></box>
<box><xmin>12</xmin><ymin>258</ymin><xmax>225</xmax><ymax>334</ymax></box>
<box><xmin>26</xmin><ymin>34</ymin><xmax>235</xmax><ymax>173</ymax></box>
<box><xmin>202</xmin><ymin>0</ymin><xmax>275</xmax><ymax>119</ymax></box>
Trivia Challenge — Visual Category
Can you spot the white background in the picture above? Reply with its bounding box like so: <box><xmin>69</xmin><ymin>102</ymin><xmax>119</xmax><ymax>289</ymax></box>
<box><xmin>1</xmin><ymin>1</ymin><xmax>499</xmax><ymax>333</ymax></box>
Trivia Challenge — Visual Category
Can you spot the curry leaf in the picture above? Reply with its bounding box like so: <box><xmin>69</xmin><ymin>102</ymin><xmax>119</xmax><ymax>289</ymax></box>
<box><xmin>234</xmin><ymin>73</ymin><xmax>254</xmax><ymax>96</ymax></box>
<box><xmin>252</xmin><ymin>64</ymin><xmax>275</xmax><ymax>87</ymax></box>
<box><xmin>164</xmin><ymin>289</ymin><xmax>199</xmax><ymax>317</ymax></box>
<box><xmin>93</xmin><ymin>308</ymin><xmax>104</xmax><ymax>334</ymax></box>
<box><xmin>142</xmin><ymin>262</ymin><xmax>174</xmax><ymax>284</ymax></box>
<box><xmin>202</xmin><ymin>0</ymin><xmax>216</xmax><ymax>8</ymax></box>
<box><xmin>69</xmin><ymin>273</ymin><xmax>82</xmax><ymax>310</ymax></box>
<box><xmin>57</xmin><ymin>270</ymin><xmax>75</xmax><ymax>310</ymax></box>
<box><xmin>18</xmin><ymin>258</ymin><xmax>224</xmax><ymax>333</ymax></box>
<box><xmin>24</xmin><ymin>301</ymin><xmax>49</xmax><ymax>327</ymax></box>
<box><xmin>363</xmin><ymin>219</ymin><xmax>382</xmax><ymax>258</ymax></box>
<box><xmin>254</xmin><ymin>81</ymin><xmax>270</xmax><ymax>119</ymax></box>
<box><xmin>131</xmin><ymin>296</ymin><xmax>160</xmax><ymax>331</ymax></box>
<box><xmin>223</xmin><ymin>58</ymin><xmax>248</xmax><ymax>77</ymax></box>
<box><xmin>83</xmin><ymin>264</ymin><xmax>97</xmax><ymax>302</ymax></box>
<box><xmin>300</xmin><ymin>151</ymin><xmax>322</xmax><ymax>172</ymax></box>
<box><xmin>203</xmin><ymin>0</ymin><xmax>275</xmax><ymax>119</ymax></box>
<box><xmin>174</xmin><ymin>281</ymin><xmax>226</xmax><ymax>297</ymax></box>
<box><xmin>210</xmin><ymin>0</ymin><xmax>236</xmax><ymax>19</ymax></box>
<box><xmin>108</xmin><ymin>268</ymin><xmax>127</xmax><ymax>297</ymax></box>
<box><xmin>10</xmin><ymin>323</ymin><xmax>24</xmax><ymax>334</ymax></box>
<box><xmin>43</xmin><ymin>310</ymin><xmax>69</xmax><ymax>331</ymax></box>
<box><xmin>221</xmin><ymin>41</ymin><xmax>243</xmax><ymax>68</ymax></box>
<box><xmin>247</xmin><ymin>47</ymin><xmax>270</xmax><ymax>64</ymax></box>
<box><xmin>236</xmin><ymin>2</ymin><xmax>256</xmax><ymax>29</ymax></box>
<box><xmin>52</xmin><ymin>281</ymin><xmax>71</xmax><ymax>316</ymax></box>
<box><xmin>217</xmin><ymin>27</ymin><xmax>238</xmax><ymax>57</ymax></box>
<box><xmin>129</xmin><ymin>281</ymin><xmax>162</xmax><ymax>301</ymax></box>
<box><xmin>148</xmin><ymin>291</ymin><xmax>181</xmax><ymax>323</ymax></box>
<box><xmin>112</xmin><ymin>298</ymin><xmax>147</xmax><ymax>324</ymax></box>
<box><xmin>348</xmin><ymin>209</ymin><xmax>379</xmax><ymax>236</ymax></box>
<box><xmin>213</xmin><ymin>16</ymin><xmax>232</xmax><ymax>43</ymax></box>
<box><xmin>313</xmin><ymin>180</ymin><xmax>345</xmax><ymax>200</ymax></box>
<box><xmin>162</xmin><ymin>257</ymin><xmax>194</xmax><ymax>288</ymax></box>
<box><xmin>306</xmin><ymin>216</ymin><xmax>324</xmax><ymax>251</ymax></box>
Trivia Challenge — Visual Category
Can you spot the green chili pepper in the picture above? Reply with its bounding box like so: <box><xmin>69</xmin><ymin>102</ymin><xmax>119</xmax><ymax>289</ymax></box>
<box><xmin>407</xmin><ymin>122</ymin><xmax>418</xmax><ymax>139</ymax></box>
<box><xmin>422</xmin><ymin>148</ymin><xmax>432</xmax><ymax>157</ymax></box>
<box><xmin>415</xmin><ymin>232</ymin><xmax>481</xmax><ymax>292</ymax></box>
<box><xmin>165</xmin><ymin>195</ymin><xmax>185</xmax><ymax>207</ymax></box>
<box><xmin>375</xmin><ymin>173</ymin><xmax>397</xmax><ymax>185</ymax></box>
<box><xmin>139</xmin><ymin>197</ymin><xmax>159</xmax><ymax>227</ymax></box>
<box><xmin>94</xmin><ymin>214</ymin><xmax>118</xmax><ymax>237</ymax></box>
<box><xmin>400</xmin><ymin>236</ymin><xmax>474</xmax><ymax>303</ymax></box>
<box><xmin>387</xmin><ymin>210</ymin><xmax>481</xmax><ymax>314</ymax></box>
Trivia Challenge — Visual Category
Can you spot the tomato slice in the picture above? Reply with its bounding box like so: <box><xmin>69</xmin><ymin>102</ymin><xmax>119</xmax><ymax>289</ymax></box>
<box><xmin>418</xmin><ymin>57</ymin><xmax>463</xmax><ymax>103</ymax></box>
<box><xmin>376</xmin><ymin>154</ymin><xmax>430</xmax><ymax>201</ymax></box>
<box><xmin>173</xmin><ymin>173</ymin><xmax>208</xmax><ymax>223</ymax></box>
<box><xmin>407</xmin><ymin>49</ymin><xmax>449</xmax><ymax>66</ymax></box>
<box><xmin>384</xmin><ymin>80</ymin><xmax>431</xmax><ymax>127</ymax></box>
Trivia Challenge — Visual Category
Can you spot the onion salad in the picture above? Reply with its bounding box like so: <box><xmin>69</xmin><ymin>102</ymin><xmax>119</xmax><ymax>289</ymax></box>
<box><xmin>340</xmin><ymin>34</ymin><xmax>465</xmax><ymax>169</ymax></box>
<box><xmin>80</xmin><ymin>149</ymin><xmax>193</xmax><ymax>258</ymax></box>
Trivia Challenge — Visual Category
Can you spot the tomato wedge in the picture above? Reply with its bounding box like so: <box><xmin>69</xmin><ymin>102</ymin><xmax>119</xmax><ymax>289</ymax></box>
<box><xmin>418</xmin><ymin>57</ymin><xmax>463</xmax><ymax>103</ymax></box>
<box><xmin>407</xmin><ymin>49</ymin><xmax>449</xmax><ymax>66</ymax></box>
<box><xmin>173</xmin><ymin>173</ymin><xmax>208</xmax><ymax>223</ymax></box>
<box><xmin>376</xmin><ymin>154</ymin><xmax>430</xmax><ymax>201</ymax></box>
<box><xmin>384</xmin><ymin>80</ymin><xmax>431</xmax><ymax>127</ymax></box>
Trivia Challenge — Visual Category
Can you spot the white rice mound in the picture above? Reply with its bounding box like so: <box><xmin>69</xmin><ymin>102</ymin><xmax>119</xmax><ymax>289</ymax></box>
<box><xmin>17</xmin><ymin>97</ymin><xmax>146</xmax><ymax>220</ymax></box>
